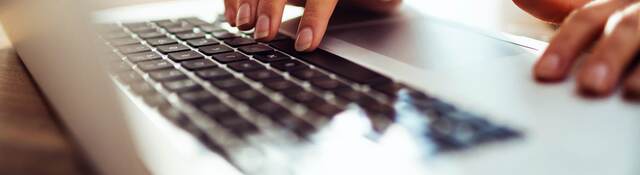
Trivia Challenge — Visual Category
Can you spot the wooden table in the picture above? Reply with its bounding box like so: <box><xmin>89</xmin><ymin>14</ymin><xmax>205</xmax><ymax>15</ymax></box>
<box><xmin>0</xmin><ymin>23</ymin><xmax>94</xmax><ymax>175</ymax></box>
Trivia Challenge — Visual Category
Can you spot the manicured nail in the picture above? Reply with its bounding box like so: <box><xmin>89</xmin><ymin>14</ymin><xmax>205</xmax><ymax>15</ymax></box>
<box><xmin>584</xmin><ymin>63</ymin><xmax>610</xmax><ymax>92</ymax></box>
<box><xmin>236</xmin><ymin>3</ymin><xmax>251</xmax><ymax>26</ymax></box>
<box><xmin>254</xmin><ymin>15</ymin><xmax>270</xmax><ymax>39</ymax></box>
<box><xmin>537</xmin><ymin>53</ymin><xmax>561</xmax><ymax>77</ymax></box>
<box><xmin>295</xmin><ymin>28</ymin><xmax>313</xmax><ymax>51</ymax></box>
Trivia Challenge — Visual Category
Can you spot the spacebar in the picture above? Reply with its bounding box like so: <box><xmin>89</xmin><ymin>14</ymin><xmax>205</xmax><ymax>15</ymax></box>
<box><xmin>269</xmin><ymin>39</ymin><xmax>389</xmax><ymax>84</ymax></box>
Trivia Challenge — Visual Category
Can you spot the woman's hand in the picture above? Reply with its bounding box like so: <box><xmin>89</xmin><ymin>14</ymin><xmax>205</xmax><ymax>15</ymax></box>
<box><xmin>514</xmin><ymin>0</ymin><xmax>640</xmax><ymax>99</ymax></box>
<box><xmin>223</xmin><ymin>0</ymin><xmax>402</xmax><ymax>52</ymax></box>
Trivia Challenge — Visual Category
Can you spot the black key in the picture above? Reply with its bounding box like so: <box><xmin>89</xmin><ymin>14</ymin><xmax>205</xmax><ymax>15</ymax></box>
<box><xmin>230</xmin><ymin>89</ymin><xmax>269</xmax><ymax>104</ymax></box>
<box><xmin>223</xmin><ymin>37</ymin><xmax>256</xmax><ymax>47</ymax></box>
<box><xmin>153</xmin><ymin>19</ymin><xmax>174</xmax><ymax>26</ymax></box>
<box><xmin>166</xmin><ymin>26</ymin><xmax>195</xmax><ymax>34</ymax></box>
<box><xmin>334</xmin><ymin>88</ymin><xmax>365</xmax><ymax>102</ymax></box>
<box><xmin>299</xmin><ymin>50</ymin><xmax>390</xmax><ymax>85</ymax></box>
<box><xmin>254</xmin><ymin>51</ymin><xmax>289</xmax><ymax>63</ymax></box>
<box><xmin>199</xmin><ymin>24</ymin><xmax>224</xmax><ymax>33</ymax></box>
<box><xmin>372</xmin><ymin>83</ymin><xmax>404</xmax><ymax>97</ymax></box>
<box><xmin>252</xmin><ymin>101</ymin><xmax>288</xmax><ymax>116</ymax></box>
<box><xmin>212</xmin><ymin>52</ymin><xmax>248</xmax><ymax>63</ymax></box>
<box><xmin>270</xmin><ymin>60</ymin><xmax>308</xmax><ymax>72</ymax></box>
<box><xmin>128</xmin><ymin>26</ymin><xmax>156</xmax><ymax>34</ymax></box>
<box><xmin>159</xmin><ymin>106</ymin><xmax>187</xmax><ymax>123</ymax></box>
<box><xmin>268</xmin><ymin>39</ymin><xmax>301</xmax><ymax>57</ymax></box>
<box><xmin>290</xmin><ymin>68</ymin><xmax>328</xmax><ymax>80</ymax></box>
<box><xmin>244</xmin><ymin>69</ymin><xmax>282</xmax><ymax>82</ymax></box>
<box><xmin>180</xmin><ymin>17</ymin><xmax>209</xmax><ymax>26</ymax></box>
<box><xmin>307</xmin><ymin>99</ymin><xmax>343</xmax><ymax>117</ymax></box>
<box><xmin>138</xmin><ymin>31</ymin><xmax>166</xmax><ymax>39</ymax></box>
<box><xmin>158</xmin><ymin>21</ymin><xmax>191</xmax><ymax>28</ymax></box>
<box><xmin>168</xmin><ymin>51</ymin><xmax>204</xmax><ymax>62</ymax></box>
<box><xmin>227</xmin><ymin>60</ymin><xmax>265</xmax><ymax>72</ymax></box>
<box><xmin>275</xmin><ymin>116</ymin><xmax>315</xmax><ymax>136</ymax></box>
<box><xmin>224</xmin><ymin>119</ymin><xmax>259</xmax><ymax>137</ymax></box>
<box><xmin>176</xmin><ymin>32</ymin><xmax>206</xmax><ymax>40</ymax></box>
<box><xmin>137</xmin><ymin>60</ymin><xmax>174</xmax><ymax>71</ymax></box>
<box><xmin>263</xmin><ymin>79</ymin><xmax>301</xmax><ymax>92</ymax></box>
<box><xmin>179</xmin><ymin>90</ymin><xmax>219</xmax><ymax>105</ymax></box>
<box><xmin>199</xmin><ymin>45</ymin><xmax>233</xmax><ymax>55</ymax></box>
<box><xmin>117</xmin><ymin>71</ymin><xmax>144</xmax><ymax>84</ymax></box>
<box><xmin>310</xmin><ymin>77</ymin><xmax>349</xmax><ymax>91</ymax></box>
<box><xmin>200</xmin><ymin>102</ymin><xmax>236</xmax><ymax>116</ymax></box>
<box><xmin>210</xmin><ymin>78</ymin><xmax>251</xmax><ymax>91</ymax></box>
<box><xmin>127</xmin><ymin>52</ymin><xmax>162</xmax><ymax>63</ymax></box>
<box><xmin>148</xmin><ymin>69</ymin><xmax>187</xmax><ymax>81</ymax></box>
<box><xmin>143</xmin><ymin>94</ymin><xmax>170</xmax><ymax>107</ymax></box>
<box><xmin>211</xmin><ymin>31</ymin><xmax>239</xmax><ymax>39</ymax></box>
<box><xmin>118</xmin><ymin>44</ymin><xmax>150</xmax><ymax>54</ymax></box>
<box><xmin>157</xmin><ymin>44</ymin><xmax>190</xmax><ymax>54</ymax></box>
<box><xmin>146</xmin><ymin>37</ymin><xmax>177</xmax><ymax>46</ymax></box>
<box><xmin>110</xmin><ymin>37</ymin><xmax>140</xmax><ymax>46</ymax></box>
<box><xmin>195</xmin><ymin>68</ymin><xmax>233</xmax><ymax>80</ymax></box>
<box><xmin>163</xmin><ymin>79</ymin><xmax>202</xmax><ymax>92</ymax></box>
<box><xmin>123</xmin><ymin>22</ymin><xmax>148</xmax><ymax>28</ymax></box>
<box><xmin>357</xmin><ymin>98</ymin><xmax>395</xmax><ymax>117</ymax></box>
<box><xmin>187</xmin><ymin>38</ymin><xmax>219</xmax><ymax>47</ymax></box>
<box><xmin>283</xmin><ymin>89</ymin><xmax>321</xmax><ymax>103</ymax></box>
<box><xmin>181</xmin><ymin>59</ymin><xmax>217</xmax><ymax>70</ymax></box>
<box><xmin>238</xmin><ymin>44</ymin><xmax>273</xmax><ymax>55</ymax></box>
<box><xmin>130</xmin><ymin>82</ymin><xmax>156</xmax><ymax>95</ymax></box>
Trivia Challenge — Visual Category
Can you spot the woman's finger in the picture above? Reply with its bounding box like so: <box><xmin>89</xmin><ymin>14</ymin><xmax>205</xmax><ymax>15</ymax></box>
<box><xmin>512</xmin><ymin>0</ymin><xmax>591</xmax><ymax>23</ymax></box>
<box><xmin>254</xmin><ymin>0</ymin><xmax>287</xmax><ymax>40</ymax></box>
<box><xmin>533</xmin><ymin>1</ymin><xmax>624</xmax><ymax>82</ymax></box>
<box><xmin>235</xmin><ymin>0</ymin><xmax>260</xmax><ymax>30</ymax></box>
<box><xmin>576</xmin><ymin>3</ymin><xmax>640</xmax><ymax>96</ymax></box>
<box><xmin>295</xmin><ymin>0</ymin><xmax>339</xmax><ymax>52</ymax></box>
<box><xmin>224</xmin><ymin>0</ymin><xmax>238</xmax><ymax>26</ymax></box>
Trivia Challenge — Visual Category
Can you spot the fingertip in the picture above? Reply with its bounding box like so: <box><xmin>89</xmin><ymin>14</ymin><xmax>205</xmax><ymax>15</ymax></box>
<box><xmin>225</xmin><ymin>9</ymin><xmax>237</xmax><ymax>27</ymax></box>
<box><xmin>576</xmin><ymin>62</ymin><xmax>615</xmax><ymax>97</ymax></box>
<box><xmin>295</xmin><ymin>27</ymin><xmax>314</xmax><ymax>52</ymax></box>
<box><xmin>236</xmin><ymin>2</ymin><xmax>254</xmax><ymax>30</ymax></box>
<box><xmin>534</xmin><ymin>53</ymin><xmax>567</xmax><ymax>82</ymax></box>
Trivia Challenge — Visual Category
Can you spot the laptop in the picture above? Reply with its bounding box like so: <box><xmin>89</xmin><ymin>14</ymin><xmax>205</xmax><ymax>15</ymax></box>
<box><xmin>2</xmin><ymin>0</ymin><xmax>639</xmax><ymax>175</ymax></box>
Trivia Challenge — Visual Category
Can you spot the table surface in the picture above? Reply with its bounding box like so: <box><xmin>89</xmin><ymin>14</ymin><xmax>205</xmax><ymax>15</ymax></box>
<box><xmin>0</xmin><ymin>1</ymin><xmax>554</xmax><ymax>174</ymax></box>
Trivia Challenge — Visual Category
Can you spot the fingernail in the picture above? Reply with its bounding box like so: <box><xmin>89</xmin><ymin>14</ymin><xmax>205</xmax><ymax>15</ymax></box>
<box><xmin>584</xmin><ymin>63</ymin><xmax>610</xmax><ymax>92</ymax></box>
<box><xmin>254</xmin><ymin>15</ymin><xmax>270</xmax><ymax>39</ymax></box>
<box><xmin>236</xmin><ymin>3</ymin><xmax>251</xmax><ymax>26</ymax></box>
<box><xmin>295</xmin><ymin>28</ymin><xmax>313</xmax><ymax>51</ymax></box>
<box><xmin>537</xmin><ymin>53</ymin><xmax>561</xmax><ymax>77</ymax></box>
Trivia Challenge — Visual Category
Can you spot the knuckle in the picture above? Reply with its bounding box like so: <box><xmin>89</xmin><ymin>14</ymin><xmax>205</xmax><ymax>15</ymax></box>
<box><xmin>571</xmin><ymin>8</ymin><xmax>601</xmax><ymax>23</ymax></box>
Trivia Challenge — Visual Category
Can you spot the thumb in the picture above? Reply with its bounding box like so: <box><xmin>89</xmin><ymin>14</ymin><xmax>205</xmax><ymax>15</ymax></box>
<box><xmin>513</xmin><ymin>0</ymin><xmax>591</xmax><ymax>23</ymax></box>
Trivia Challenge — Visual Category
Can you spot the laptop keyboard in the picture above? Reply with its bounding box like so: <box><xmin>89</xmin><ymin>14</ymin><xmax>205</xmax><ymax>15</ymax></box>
<box><xmin>100</xmin><ymin>16</ymin><xmax>520</xmax><ymax>170</ymax></box>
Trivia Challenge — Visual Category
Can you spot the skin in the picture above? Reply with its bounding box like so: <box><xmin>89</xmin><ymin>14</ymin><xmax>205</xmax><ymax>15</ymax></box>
<box><xmin>514</xmin><ymin>0</ymin><xmax>640</xmax><ymax>99</ymax></box>
<box><xmin>223</xmin><ymin>0</ymin><xmax>402</xmax><ymax>52</ymax></box>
